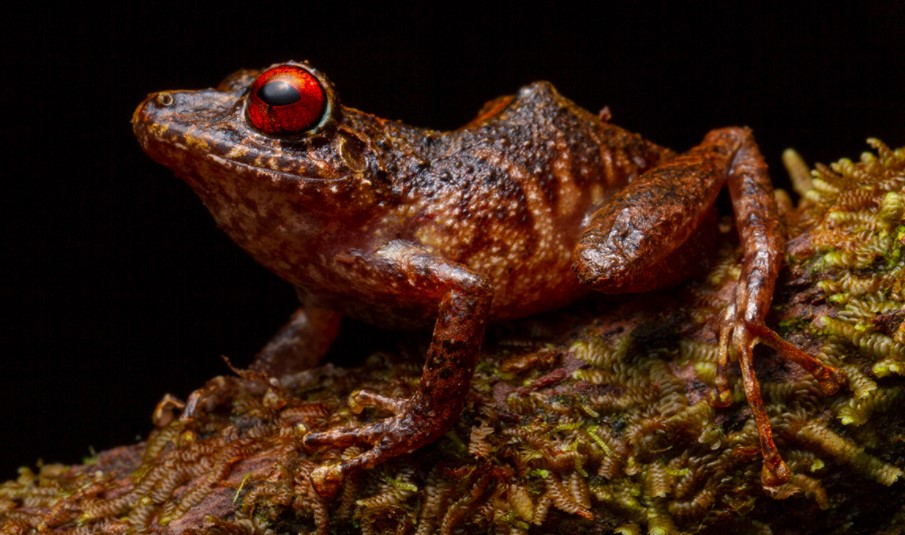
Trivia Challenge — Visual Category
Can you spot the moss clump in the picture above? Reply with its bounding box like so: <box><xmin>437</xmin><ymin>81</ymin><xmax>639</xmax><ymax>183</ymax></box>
<box><xmin>1</xmin><ymin>141</ymin><xmax>903</xmax><ymax>534</ymax></box>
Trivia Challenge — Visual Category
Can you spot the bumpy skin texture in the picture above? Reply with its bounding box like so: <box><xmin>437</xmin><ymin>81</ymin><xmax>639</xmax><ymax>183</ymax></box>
<box><xmin>132</xmin><ymin>61</ymin><xmax>842</xmax><ymax>495</ymax></box>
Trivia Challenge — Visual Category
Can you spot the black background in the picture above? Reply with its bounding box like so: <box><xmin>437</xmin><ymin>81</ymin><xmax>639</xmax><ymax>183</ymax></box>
<box><xmin>2</xmin><ymin>3</ymin><xmax>903</xmax><ymax>477</ymax></box>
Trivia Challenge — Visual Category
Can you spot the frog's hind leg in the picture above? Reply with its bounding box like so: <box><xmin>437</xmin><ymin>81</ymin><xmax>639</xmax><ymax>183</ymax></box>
<box><xmin>574</xmin><ymin>127</ymin><xmax>845</xmax><ymax>487</ymax></box>
<box><xmin>574</xmin><ymin>135</ymin><xmax>730</xmax><ymax>294</ymax></box>
<box><xmin>714</xmin><ymin>128</ymin><xmax>845</xmax><ymax>485</ymax></box>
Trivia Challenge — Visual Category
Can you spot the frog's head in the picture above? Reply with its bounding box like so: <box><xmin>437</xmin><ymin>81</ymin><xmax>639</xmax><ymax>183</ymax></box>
<box><xmin>133</xmin><ymin>61</ymin><xmax>396</xmax><ymax>275</ymax></box>
<box><xmin>133</xmin><ymin>61</ymin><xmax>393</xmax><ymax>216</ymax></box>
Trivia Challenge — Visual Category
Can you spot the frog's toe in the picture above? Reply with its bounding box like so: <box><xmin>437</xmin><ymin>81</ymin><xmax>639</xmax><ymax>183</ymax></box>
<box><xmin>303</xmin><ymin>420</ymin><xmax>391</xmax><ymax>449</ymax></box>
<box><xmin>819</xmin><ymin>367</ymin><xmax>847</xmax><ymax>395</ymax></box>
<box><xmin>306</xmin><ymin>440</ymin><xmax>395</xmax><ymax>497</ymax></box>
<box><xmin>309</xmin><ymin>462</ymin><xmax>345</xmax><ymax>497</ymax></box>
<box><xmin>348</xmin><ymin>389</ymin><xmax>408</xmax><ymax>415</ymax></box>
<box><xmin>179</xmin><ymin>375</ymin><xmax>238</xmax><ymax>420</ymax></box>
<box><xmin>761</xmin><ymin>455</ymin><xmax>792</xmax><ymax>488</ymax></box>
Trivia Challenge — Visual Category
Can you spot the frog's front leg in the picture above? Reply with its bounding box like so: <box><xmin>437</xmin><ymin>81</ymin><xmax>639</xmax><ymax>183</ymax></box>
<box><xmin>574</xmin><ymin>127</ymin><xmax>845</xmax><ymax>487</ymax></box>
<box><xmin>303</xmin><ymin>241</ymin><xmax>492</xmax><ymax>497</ymax></box>
<box><xmin>178</xmin><ymin>306</ymin><xmax>341</xmax><ymax>420</ymax></box>
<box><xmin>251</xmin><ymin>304</ymin><xmax>342</xmax><ymax>378</ymax></box>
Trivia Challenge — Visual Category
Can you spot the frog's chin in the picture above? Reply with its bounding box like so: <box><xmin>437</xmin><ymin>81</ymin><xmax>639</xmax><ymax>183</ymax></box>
<box><xmin>206</xmin><ymin>153</ymin><xmax>352</xmax><ymax>185</ymax></box>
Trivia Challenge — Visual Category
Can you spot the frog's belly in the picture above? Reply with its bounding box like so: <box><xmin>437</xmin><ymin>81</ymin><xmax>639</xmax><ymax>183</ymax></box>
<box><xmin>481</xmin><ymin>261</ymin><xmax>588</xmax><ymax>320</ymax></box>
<box><xmin>299</xmin><ymin>256</ymin><xmax>587</xmax><ymax>330</ymax></box>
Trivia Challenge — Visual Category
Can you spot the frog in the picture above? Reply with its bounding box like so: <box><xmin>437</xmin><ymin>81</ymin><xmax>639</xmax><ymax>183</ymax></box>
<box><xmin>132</xmin><ymin>60</ymin><xmax>845</xmax><ymax>497</ymax></box>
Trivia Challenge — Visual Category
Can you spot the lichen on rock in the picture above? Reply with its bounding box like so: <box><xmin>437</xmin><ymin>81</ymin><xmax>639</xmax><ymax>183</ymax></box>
<box><xmin>1</xmin><ymin>141</ymin><xmax>903</xmax><ymax>534</ymax></box>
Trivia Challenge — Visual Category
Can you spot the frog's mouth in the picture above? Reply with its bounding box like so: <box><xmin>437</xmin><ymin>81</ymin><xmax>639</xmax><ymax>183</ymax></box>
<box><xmin>207</xmin><ymin>153</ymin><xmax>352</xmax><ymax>185</ymax></box>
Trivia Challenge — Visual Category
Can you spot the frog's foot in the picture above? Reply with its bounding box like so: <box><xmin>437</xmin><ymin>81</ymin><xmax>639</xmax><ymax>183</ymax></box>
<box><xmin>180</xmin><ymin>360</ymin><xmax>273</xmax><ymax>421</ymax></box>
<box><xmin>180</xmin><ymin>375</ymin><xmax>242</xmax><ymax>420</ymax></box>
<box><xmin>304</xmin><ymin>390</ymin><xmax>451</xmax><ymax>497</ymax></box>
<box><xmin>714</xmin><ymin>304</ymin><xmax>846</xmax><ymax>487</ymax></box>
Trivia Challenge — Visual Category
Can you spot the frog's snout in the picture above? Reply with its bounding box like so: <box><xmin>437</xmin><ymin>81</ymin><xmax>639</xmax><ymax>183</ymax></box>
<box><xmin>133</xmin><ymin>89</ymin><xmax>238</xmax><ymax>132</ymax></box>
<box><xmin>131</xmin><ymin>91</ymin><xmax>175</xmax><ymax>139</ymax></box>
<box><xmin>132</xmin><ymin>92</ymin><xmax>166</xmax><ymax>146</ymax></box>
<box><xmin>153</xmin><ymin>92</ymin><xmax>175</xmax><ymax>108</ymax></box>
<box><xmin>133</xmin><ymin>88</ymin><xmax>244</xmax><ymax>162</ymax></box>
<box><xmin>133</xmin><ymin>91</ymin><xmax>169</xmax><ymax>118</ymax></box>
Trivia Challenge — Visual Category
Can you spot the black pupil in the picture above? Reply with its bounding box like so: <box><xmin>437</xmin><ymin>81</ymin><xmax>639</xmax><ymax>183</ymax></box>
<box><xmin>258</xmin><ymin>80</ymin><xmax>301</xmax><ymax>106</ymax></box>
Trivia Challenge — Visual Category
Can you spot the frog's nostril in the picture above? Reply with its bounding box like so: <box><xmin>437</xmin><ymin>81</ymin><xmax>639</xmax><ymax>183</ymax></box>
<box><xmin>156</xmin><ymin>92</ymin><xmax>174</xmax><ymax>107</ymax></box>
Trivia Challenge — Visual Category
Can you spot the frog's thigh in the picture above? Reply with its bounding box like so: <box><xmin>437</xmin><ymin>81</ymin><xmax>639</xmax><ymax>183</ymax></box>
<box><xmin>574</xmin><ymin>139</ymin><xmax>735</xmax><ymax>294</ymax></box>
<box><xmin>578</xmin><ymin>208</ymin><xmax>720</xmax><ymax>293</ymax></box>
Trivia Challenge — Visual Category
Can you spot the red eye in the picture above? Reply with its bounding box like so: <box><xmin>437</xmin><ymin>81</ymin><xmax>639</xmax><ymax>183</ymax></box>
<box><xmin>246</xmin><ymin>65</ymin><xmax>326</xmax><ymax>135</ymax></box>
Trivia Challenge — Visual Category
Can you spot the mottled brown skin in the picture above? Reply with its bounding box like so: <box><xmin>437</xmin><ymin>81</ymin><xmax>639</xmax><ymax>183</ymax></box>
<box><xmin>132</xmin><ymin>61</ymin><xmax>843</xmax><ymax>496</ymax></box>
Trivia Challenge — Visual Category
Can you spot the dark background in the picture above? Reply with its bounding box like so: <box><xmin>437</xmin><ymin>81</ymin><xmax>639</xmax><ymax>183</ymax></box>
<box><xmin>2</xmin><ymin>3</ymin><xmax>903</xmax><ymax>477</ymax></box>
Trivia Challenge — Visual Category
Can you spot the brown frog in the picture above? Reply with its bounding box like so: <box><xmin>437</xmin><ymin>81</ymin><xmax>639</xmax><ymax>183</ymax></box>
<box><xmin>132</xmin><ymin>61</ymin><xmax>844</xmax><ymax>496</ymax></box>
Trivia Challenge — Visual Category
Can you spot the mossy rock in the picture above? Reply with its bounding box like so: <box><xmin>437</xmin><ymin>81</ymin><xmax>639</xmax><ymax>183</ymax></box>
<box><xmin>1</xmin><ymin>141</ymin><xmax>903</xmax><ymax>534</ymax></box>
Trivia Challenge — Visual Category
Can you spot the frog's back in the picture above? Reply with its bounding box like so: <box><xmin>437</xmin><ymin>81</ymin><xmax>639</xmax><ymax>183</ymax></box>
<box><xmin>390</xmin><ymin>81</ymin><xmax>670</xmax><ymax>318</ymax></box>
